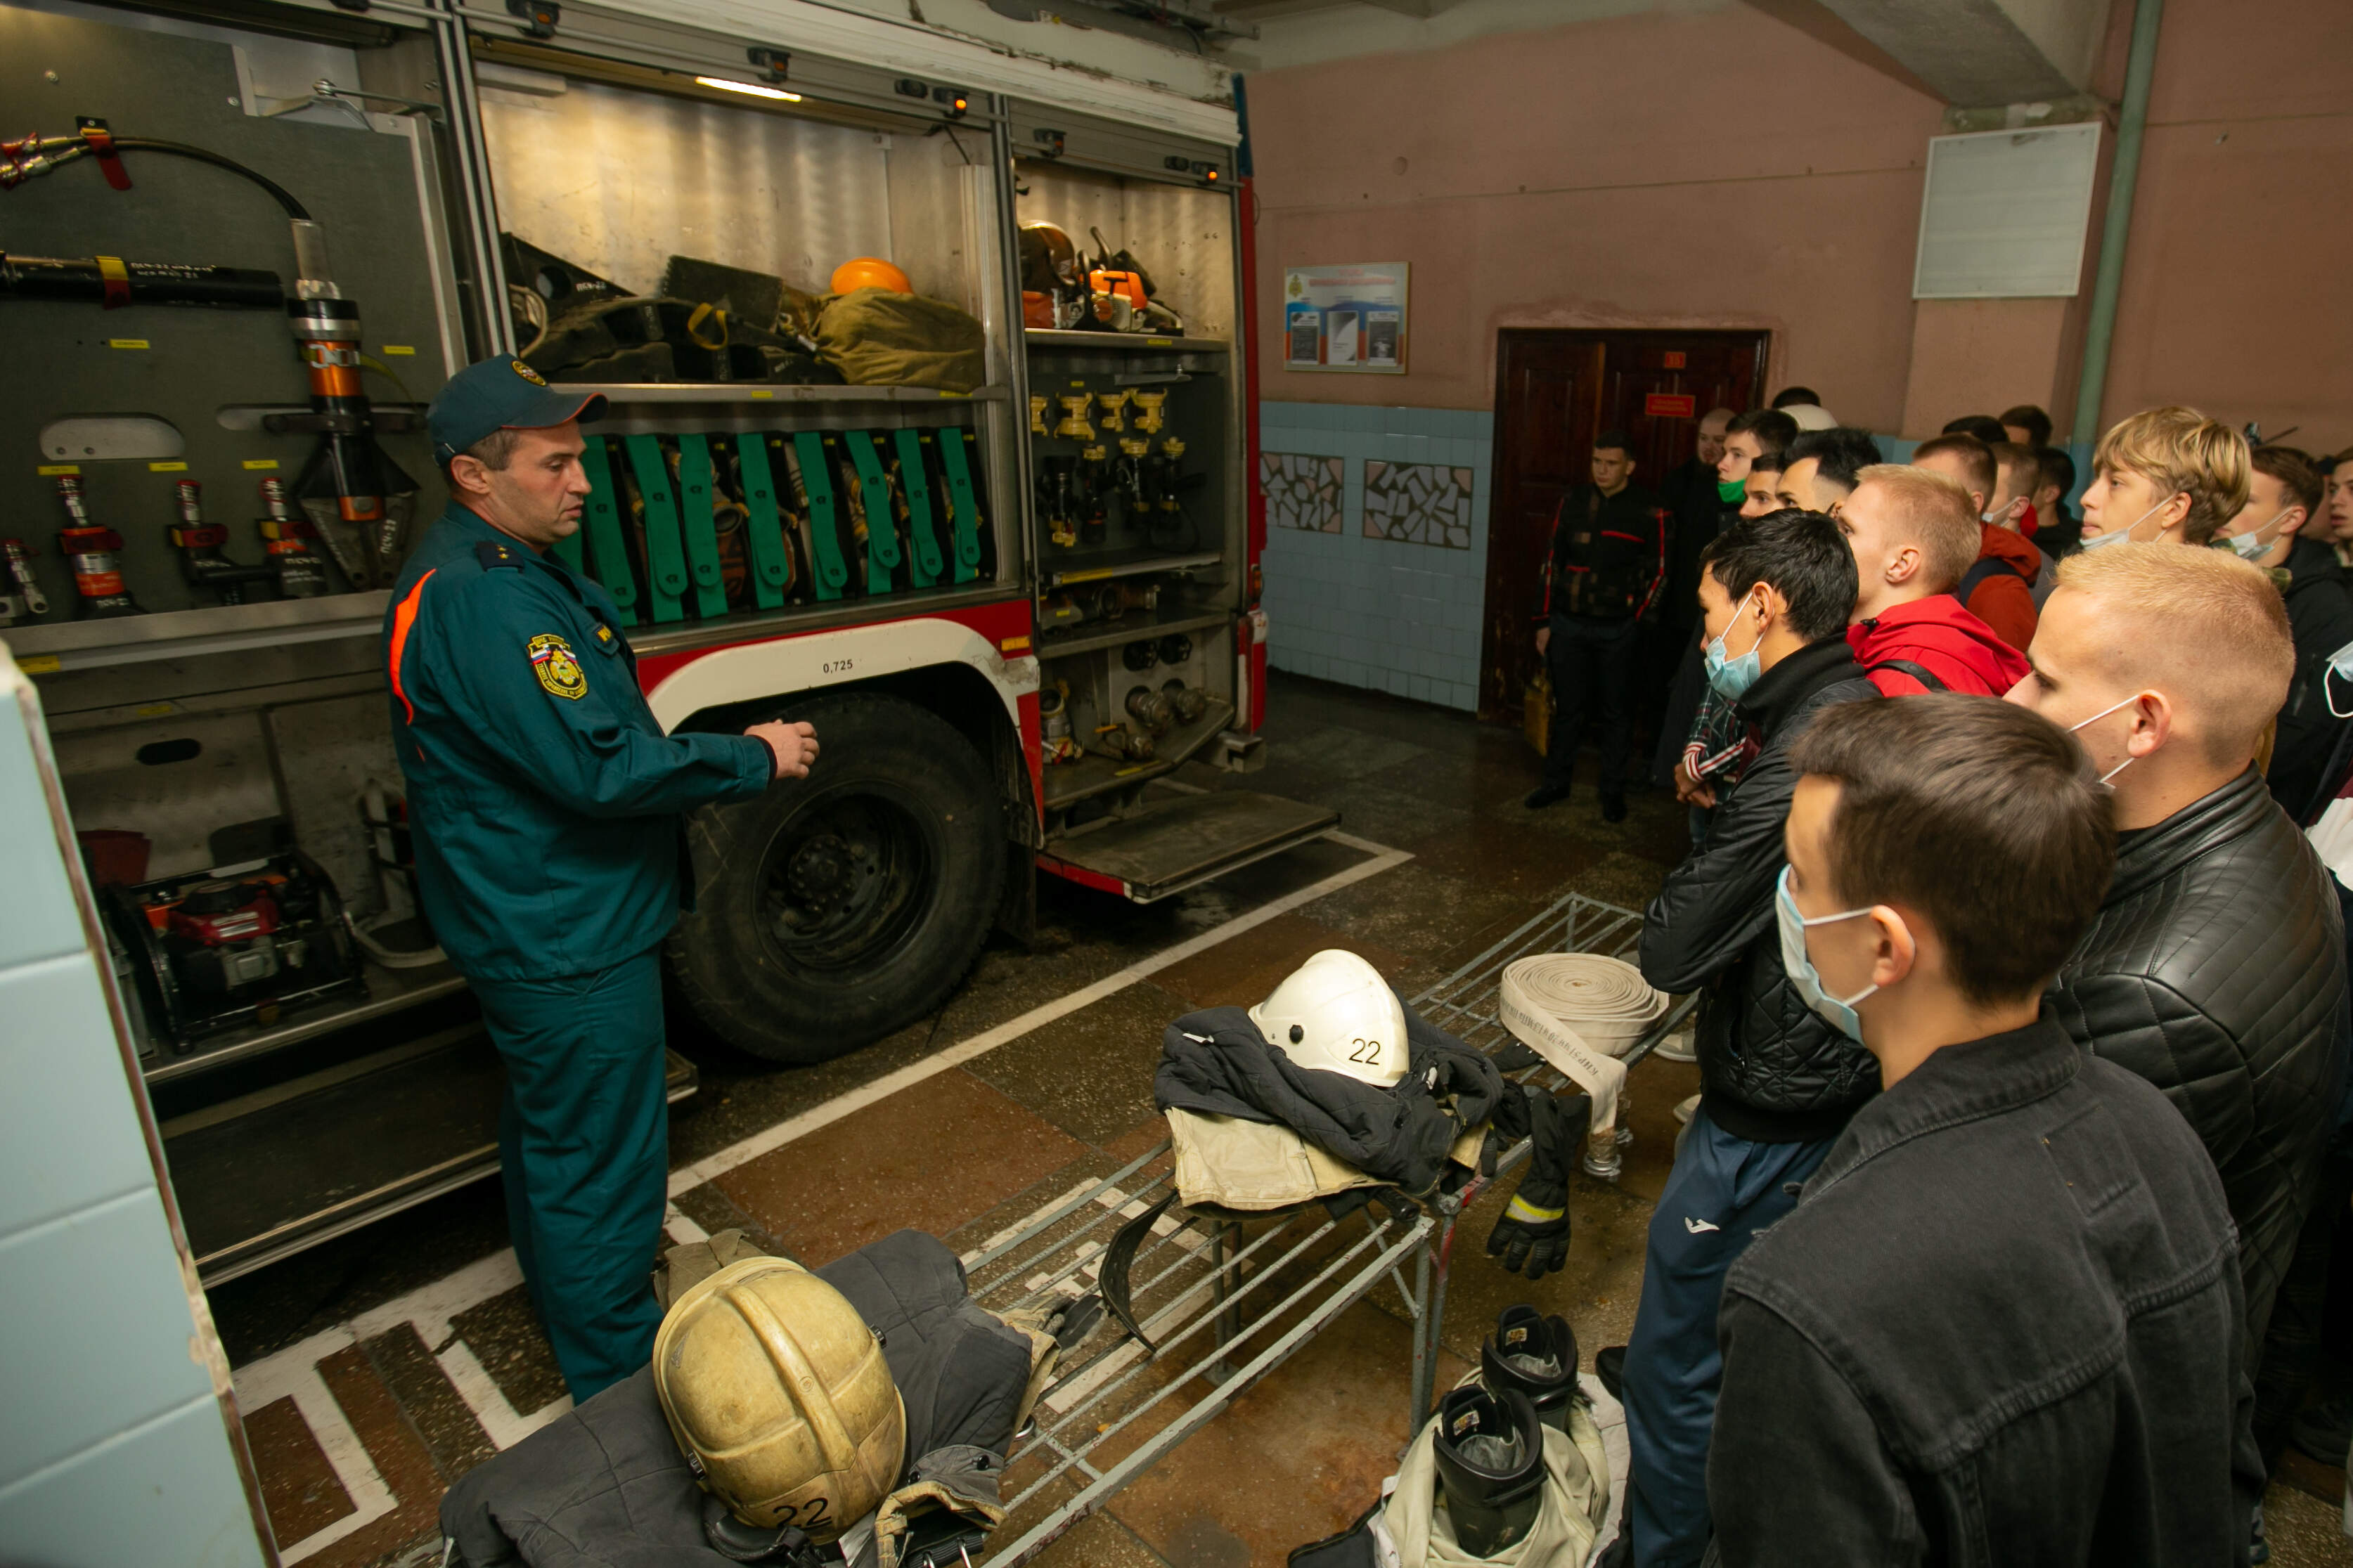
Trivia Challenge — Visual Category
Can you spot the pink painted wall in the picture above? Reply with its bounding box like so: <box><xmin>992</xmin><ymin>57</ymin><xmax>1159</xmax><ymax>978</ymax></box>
<box><xmin>1242</xmin><ymin>5</ymin><xmax>1946</xmax><ymax>427</ymax></box>
<box><xmin>1243</xmin><ymin>0</ymin><xmax>2353</xmax><ymax>449</ymax></box>
<box><xmin>2094</xmin><ymin>0</ymin><xmax>2353</xmax><ymax>448</ymax></box>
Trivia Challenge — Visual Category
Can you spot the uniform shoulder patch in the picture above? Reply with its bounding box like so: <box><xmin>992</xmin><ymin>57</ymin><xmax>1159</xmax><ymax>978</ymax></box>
<box><xmin>476</xmin><ymin>540</ymin><xmax>527</xmax><ymax>571</ymax></box>
<box><xmin>527</xmin><ymin>633</ymin><xmax>588</xmax><ymax>700</ymax></box>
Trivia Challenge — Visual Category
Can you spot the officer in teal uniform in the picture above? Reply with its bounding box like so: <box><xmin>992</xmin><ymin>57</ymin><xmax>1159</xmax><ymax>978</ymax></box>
<box><xmin>385</xmin><ymin>356</ymin><xmax>817</xmax><ymax>1399</ymax></box>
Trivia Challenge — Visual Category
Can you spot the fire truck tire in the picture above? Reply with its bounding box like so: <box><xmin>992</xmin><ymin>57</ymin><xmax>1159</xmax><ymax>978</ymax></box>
<box><xmin>666</xmin><ymin>692</ymin><xmax>1005</xmax><ymax>1065</ymax></box>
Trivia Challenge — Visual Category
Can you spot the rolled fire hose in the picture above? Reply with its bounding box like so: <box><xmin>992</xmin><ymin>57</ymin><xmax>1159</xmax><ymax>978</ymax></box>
<box><xmin>1497</xmin><ymin>955</ymin><xmax>1667</xmax><ymax>1180</ymax></box>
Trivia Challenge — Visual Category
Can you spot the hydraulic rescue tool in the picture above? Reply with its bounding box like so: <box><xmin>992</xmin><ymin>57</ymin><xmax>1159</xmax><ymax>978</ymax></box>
<box><xmin>0</xmin><ymin>538</ymin><xmax>46</xmax><ymax>626</ymax></box>
<box><xmin>168</xmin><ymin>480</ymin><xmax>276</xmax><ymax>604</ymax></box>
<box><xmin>256</xmin><ymin>477</ymin><xmax>331</xmax><ymax>598</ymax></box>
<box><xmin>2</xmin><ymin>117</ymin><xmax>418</xmax><ymax>588</ymax></box>
<box><xmin>54</xmin><ymin>474</ymin><xmax>143</xmax><ymax>617</ymax></box>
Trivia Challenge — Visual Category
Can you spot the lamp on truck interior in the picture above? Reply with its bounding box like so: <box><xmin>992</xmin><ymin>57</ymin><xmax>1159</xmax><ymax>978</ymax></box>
<box><xmin>695</xmin><ymin>76</ymin><xmax>802</xmax><ymax>103</ymax></box>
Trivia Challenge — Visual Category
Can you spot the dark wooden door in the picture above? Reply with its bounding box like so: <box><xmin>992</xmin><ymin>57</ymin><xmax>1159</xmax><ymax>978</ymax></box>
<box><xmin>1481</xmin><ymin>329</ymin><xmax>1768</xmax><ymax>720</ymax></box>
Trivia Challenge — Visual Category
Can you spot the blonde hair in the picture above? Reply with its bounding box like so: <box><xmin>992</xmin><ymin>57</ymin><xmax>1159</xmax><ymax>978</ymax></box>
<box><xmin>2054</xmin><ymin>543</ymin><xmax>2293</xmax><ymax>766</ymax></box>
<box><xmin>2092</xmin><ymin>406</ymin><xmax>2252</xmax><ymax>545</ymax></box>
<box><xmin>1854</xmin><ymin>463</ymin><xmax>1981</xmax><ymax>594</ymax></box>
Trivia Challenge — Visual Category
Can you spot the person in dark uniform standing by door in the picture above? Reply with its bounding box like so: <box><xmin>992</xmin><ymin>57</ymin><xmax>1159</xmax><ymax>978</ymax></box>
<box><xmin>384</xmin><ymin>356</ymin><xmax>818</xmax><ymax>1401</ymax></box>
<box><xmin>1528</xmin><ymin>430</ymin><xmax>1668</xmax><ymax>820</ymax></box>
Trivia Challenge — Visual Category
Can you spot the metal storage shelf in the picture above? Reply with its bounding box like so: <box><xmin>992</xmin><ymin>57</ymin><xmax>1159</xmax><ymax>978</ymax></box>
<box><xmin>1040</xmin><ymin>547</ymin><xmax>1221</xmax><ymax>590</ymax></box>
<box><xmin>143</xmin><ymin>957</ymin><xmax>468</xmax><ymax>1085</ymax></box>
<box><xmin>1035</xmin><ymin>604</ymin><xmax>1229</xmax><ymax>661</ymax></box>
<box><xmin>1042</xmin><ymin>695</ymin><xmax>1233</xmax><ymax>810</ymax></box>
<box><xmin>568</xmin><ymin>382</ymin><xmax>1011</xmax><ymax>405</ymax></box>
<box><xmin>4</xmin><ymin>592</ymin><xmax>391</xmax><ymax>675</ymax></box>
<box><xmin>1024</xmin><ymin>330</ymin><xmax>1227</xmax><ymax>354</ymax></box>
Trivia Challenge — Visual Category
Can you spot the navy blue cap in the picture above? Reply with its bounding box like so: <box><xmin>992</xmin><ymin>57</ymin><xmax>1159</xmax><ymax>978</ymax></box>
<box><xmin>428</xmin><ymin>356</ymin><xmax>606</xmax><ymax>464</ymax></box>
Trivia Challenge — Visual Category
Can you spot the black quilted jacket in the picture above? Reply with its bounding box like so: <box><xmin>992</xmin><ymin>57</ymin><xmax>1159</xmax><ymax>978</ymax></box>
<box><xmin>1639</xmin><ymin>637</ymin><xmax>1881</xmax><ymax>1143</ymax></box>
<box><xmin>2048</xmin><ymin>767</ymin><xmax>2347</xmax><ymax>1350</ymax></box>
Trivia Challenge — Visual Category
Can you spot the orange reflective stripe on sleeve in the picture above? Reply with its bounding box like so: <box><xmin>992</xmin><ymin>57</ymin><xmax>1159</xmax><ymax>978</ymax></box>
<box><xmin>387</xmin><ymin>568</ymin><xmax>437</xmax><ymax>724</ymax></box>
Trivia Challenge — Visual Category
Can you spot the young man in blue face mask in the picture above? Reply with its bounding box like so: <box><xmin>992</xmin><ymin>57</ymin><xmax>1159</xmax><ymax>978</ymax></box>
<box><xmin>1710</xmin><ymin>694</ymin><xmax>2259</xmax><ymax>1566</ymax></box>
<box><xmin>1617</xmin><ymin>510</ymin><xmax>1878</xmax><ymax>1567</ymax></box>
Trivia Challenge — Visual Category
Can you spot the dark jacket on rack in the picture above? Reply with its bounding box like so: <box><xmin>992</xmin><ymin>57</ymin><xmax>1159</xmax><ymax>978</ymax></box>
<box><xmin>439</xmin><ymin>1230</ymin><xmax>1034</xmax><ymax>1568</ymax></box>
<box><xmin>2048</xmin><ymin>766</ymin><xmax>2347</xmax><ymax>1353</ymax></box>
<box><xmin>1154</xmin><ymin>998</ymin><xmax>1504</xmax><ymax>1196</ymax></box>
<box><xmin>2267</xmin><ymin>535</ymin><xmax>2353</xmax><ymax>822</ymax></box>
<box><xmin>1710</xmin><ymin>1018</ymin><xmax>2262</xmax><ymax>1568</ymax></box>
<box><xmin>1638</xmin><ymin>637</ymin><xmax>1881</xmax><ymax>1143</ymax></box>
<box><xmin>1536</xmin><ymin>483</ymin><xmax>1669</xmax><ymax>624</ymax></box>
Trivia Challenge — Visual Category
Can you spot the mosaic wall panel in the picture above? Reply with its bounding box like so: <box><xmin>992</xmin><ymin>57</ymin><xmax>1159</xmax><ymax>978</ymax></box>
<box><xmin>1362</xmin><ymin>460</ymin><xmax>1474</xmax><ymax>549</ymax></box>
<box><xmin>1260</xmin><ymin>451</ymin><xmax>1344</xmax><ymax>533</ymax></box>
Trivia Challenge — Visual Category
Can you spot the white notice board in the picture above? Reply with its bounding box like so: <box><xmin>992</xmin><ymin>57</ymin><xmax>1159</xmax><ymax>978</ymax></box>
<box><xmin>1284</xmin><ymin>263</ymin><xmax>1408</xmax><ymax>373</ymax></box>
<box><xmin>1913</xmin><ymin>123</ymin><xmax>2103</xmax><ymax>299</ymax></box>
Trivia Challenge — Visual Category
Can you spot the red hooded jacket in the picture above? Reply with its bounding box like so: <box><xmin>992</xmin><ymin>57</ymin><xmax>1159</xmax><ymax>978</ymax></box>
<box><xmin>1845</xmin><ymin>593</ymin><xmax>2032</xmax><ymax>697</ymax></box>
<box><xmin>1963</xmin><ymin>524</ymin><xmax>2043</xmax><ymax>652</ymax></box>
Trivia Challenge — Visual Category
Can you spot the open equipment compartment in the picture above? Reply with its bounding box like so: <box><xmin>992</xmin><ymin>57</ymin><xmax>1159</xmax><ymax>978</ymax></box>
<box><xmin>1012</xmin><ymin>107</ymin><xmax>1332</xmax><ymax>900</ymax></box>
<box><xmin>465</xmin><ymin>20</ymin><xmax>1026</xmax><ymax>636</ymax></box>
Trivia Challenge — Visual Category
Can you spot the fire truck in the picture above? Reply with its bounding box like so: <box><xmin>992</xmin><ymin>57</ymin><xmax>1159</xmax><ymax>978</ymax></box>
<box><xmin>0</xmin><ymin>0</ymin><xmax>1322</xmax><ymax>1283</ymax></box>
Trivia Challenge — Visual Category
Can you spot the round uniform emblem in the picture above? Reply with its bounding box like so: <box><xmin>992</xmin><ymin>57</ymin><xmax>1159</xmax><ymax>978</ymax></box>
<box><xmin>527</xmin><ymin>633</ymin><xmax>588</xmax><ymax>700</ymax></box>
<box><xmin>511</xmin><ymin>358</ymin><xmax>549</xmax><ymax>387</ymax></box>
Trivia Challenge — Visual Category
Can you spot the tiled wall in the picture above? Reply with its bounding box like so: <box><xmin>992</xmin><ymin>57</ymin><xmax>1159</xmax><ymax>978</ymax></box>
<box><xmin>0</xmin><ymin>654</ymin><xmax>268</xmax><ymax>1566</ymax></box>
<box><xmin>1258</xmin><ymin>401</ymin><xmax>1495</xmax><ymax>712</ymax></box>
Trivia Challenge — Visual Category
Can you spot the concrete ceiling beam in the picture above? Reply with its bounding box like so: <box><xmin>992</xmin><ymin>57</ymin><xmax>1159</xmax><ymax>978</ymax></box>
<box><xmin>1812</xmin><ymin>0</ymin><xmax>2114</xmax><ymax>104</ymax></box>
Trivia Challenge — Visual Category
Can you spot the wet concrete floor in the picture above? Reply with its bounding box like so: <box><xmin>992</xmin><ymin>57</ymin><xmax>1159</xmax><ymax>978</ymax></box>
<box><xmin>204</xmin><ymin>671</ymin><xmax>2352</xmax><ymax>1567</ymax></box>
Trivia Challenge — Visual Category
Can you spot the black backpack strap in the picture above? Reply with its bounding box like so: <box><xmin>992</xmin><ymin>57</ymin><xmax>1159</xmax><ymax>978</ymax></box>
<box><xmin>1957</xmin><ymin>555</ymin><xmax>2025</xmax><ymax>602</ymax></box>
<box><xmin>1867</xmin><ymin>659</ymin><xmax>1947</xmax><ymax>692</ymax></box>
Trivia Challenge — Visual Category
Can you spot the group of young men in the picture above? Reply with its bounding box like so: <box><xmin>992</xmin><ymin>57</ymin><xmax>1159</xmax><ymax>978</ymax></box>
<box><xmin>1522</xmin><ymin>401</ymin><xmax>2353</xmax><ymax>1564</ymax></box>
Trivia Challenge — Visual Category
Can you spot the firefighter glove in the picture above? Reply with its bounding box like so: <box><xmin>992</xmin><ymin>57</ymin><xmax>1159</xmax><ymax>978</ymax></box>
<box><xmin>1485</xmin><ymin>1089</ymin><xmax>1590</xmax><ymax>1279</ymax></box>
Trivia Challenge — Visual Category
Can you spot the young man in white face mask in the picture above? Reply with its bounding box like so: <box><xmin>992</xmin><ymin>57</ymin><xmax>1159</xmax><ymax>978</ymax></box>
<box><xmin>2077</xmin><ymin>403</ymin><xmax>2250</xmax><ymax>550</ymax></box>
<box><xmin>2006</xmin><ymin>543</ymin><xmax>2342</xmax><ymax>1370</ymax></box>
<box><xmin>1709</xmin><ymin>694</ymin><xmax>2257</xmax><ymax>1567</ymax></box>
<box><xmin>2222</xmin><ymin>446</ymin><xmax>2353</xmax><ymax>819</ymax></box>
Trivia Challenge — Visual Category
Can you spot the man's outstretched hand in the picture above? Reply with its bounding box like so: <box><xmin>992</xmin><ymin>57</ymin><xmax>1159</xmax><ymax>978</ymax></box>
<box><xmin>748</xmin><ymin>720</ymin><xmax>819</xmax><ymax>780</ymax></box>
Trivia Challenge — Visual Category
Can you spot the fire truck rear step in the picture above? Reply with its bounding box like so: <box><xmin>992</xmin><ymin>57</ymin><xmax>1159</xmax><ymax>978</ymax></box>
<box><xmin>1038</xmin><ymin>791</ymin><xmax>1339</xmax><ymax>903</ymax></box>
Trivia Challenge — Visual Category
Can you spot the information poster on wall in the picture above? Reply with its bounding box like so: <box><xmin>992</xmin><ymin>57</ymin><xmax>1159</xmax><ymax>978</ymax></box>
<box><xmin>1283</xmin><ymin>264</ymin><xmax>1408</xmax><ymax>374</ymax></box>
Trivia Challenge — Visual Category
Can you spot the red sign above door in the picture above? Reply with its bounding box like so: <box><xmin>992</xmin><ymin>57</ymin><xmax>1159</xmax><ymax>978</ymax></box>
<box><xmin>1644</xmin><ymin>392</ymin><xmax>1697</xmax><ymax>419</ymax></box>
<box><xmin>1661</xmin><ymin>351</ymin><xmax>1687</xmax><ymax>369</ymax></box>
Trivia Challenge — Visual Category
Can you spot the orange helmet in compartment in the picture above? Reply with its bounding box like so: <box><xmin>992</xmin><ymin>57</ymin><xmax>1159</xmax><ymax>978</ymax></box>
<box><xmin>829</xmin><ymin>257</ymin><xmax>913</xmax><ymax>295</ymax></box>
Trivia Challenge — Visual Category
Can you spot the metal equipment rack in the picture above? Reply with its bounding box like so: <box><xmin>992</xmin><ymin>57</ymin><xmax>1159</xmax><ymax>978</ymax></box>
<box><xmin>1403</xmin><ymin>891</ymin><xmax>1698</xmax><ymax>1397</ymax></box>
<box><xmin>962</xmin><ymin>1144</ymin><xmax>1438</xmax><ymax>1564</ymax></box>
<box><xmin>958</xmin><ymin>890</ymin><xmax>1690</xmax><ymax>1564</ymax></box>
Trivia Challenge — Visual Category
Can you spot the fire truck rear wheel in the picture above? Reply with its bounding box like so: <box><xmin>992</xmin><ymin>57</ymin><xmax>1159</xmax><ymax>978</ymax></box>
<box><xmin>667</xmin><ymin>692</ymin><xmax>1005</xmax><ymax>1065</ymax></box>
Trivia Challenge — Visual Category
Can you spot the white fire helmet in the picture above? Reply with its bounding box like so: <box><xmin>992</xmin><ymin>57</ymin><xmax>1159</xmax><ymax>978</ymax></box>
<box><xmin>1250</xmin><ymin>949</ymin><xmax>1410</xmax><ymax>1088</ymax></box>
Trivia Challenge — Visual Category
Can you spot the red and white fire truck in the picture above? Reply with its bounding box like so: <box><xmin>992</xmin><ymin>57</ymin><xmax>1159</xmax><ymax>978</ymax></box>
<box><xmin>0</xmin><ymin>0</ymin><xmax>1319</xmax><ymax>1281</ymax></box>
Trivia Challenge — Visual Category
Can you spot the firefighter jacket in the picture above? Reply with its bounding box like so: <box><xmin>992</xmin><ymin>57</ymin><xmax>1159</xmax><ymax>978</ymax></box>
<box><xmin>384</xmin><ymin>503</ymin><xmax>774</xmax><ymax>980</ymax></box>
<box><xmin>1537</xmin><ymin>483</ymin><xmax>1668</xmax><ymax>623</ymax></box>
<box><xmin>439</xmin><ymin>1230</ymin><xmax>1038</xmax><ymax>1568</ymax></box>
<box><xmin>1153</xmin><ymin>999</ymin><xmax>1506</xmax><ymax>1198</ymax></box>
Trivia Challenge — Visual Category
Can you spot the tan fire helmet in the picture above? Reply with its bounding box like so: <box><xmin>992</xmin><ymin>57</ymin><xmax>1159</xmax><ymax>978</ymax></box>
<box><xmin>1250</xmin><ymin>948</ymin><xmax>1411</xmax><ymax>1089</ymax></box>
<box><xmin>652</xmin><ymin>1256</ymin><xmax>906</xmax><ymax>1543</ymax></box>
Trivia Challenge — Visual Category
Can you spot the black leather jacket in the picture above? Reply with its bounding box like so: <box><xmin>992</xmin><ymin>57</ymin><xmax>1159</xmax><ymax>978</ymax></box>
<box><xmin>2049</xmin><ymin>767</ymin><xmax>2347</xmax><ymax>1349</ymax></box>
<box><xmin>1639</xmin><ymin>637</ymin><xmax>1881</xmax><ymax>1142</ymax></box>
<box><xmin>1711</xmin><ymin>1018</ymin><xmax>2261</xmax><ymax>1567</ymax></box>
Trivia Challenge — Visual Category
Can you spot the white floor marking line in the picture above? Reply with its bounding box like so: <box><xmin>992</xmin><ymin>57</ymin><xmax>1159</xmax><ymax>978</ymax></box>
<box><xmin>276</xmin><ymin>1363</ymin><xmax>399</xmax><ymax>1563</ymax></box>
<box><xmin>667</xmin><ymin>834</ymin><xmax>1414</xmax><ymax>1198</ymax></box>
<box><xmin>226</xmin><ymin>829</ymin><xmax>1413</xmax><ymax>1533</ymax></box>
